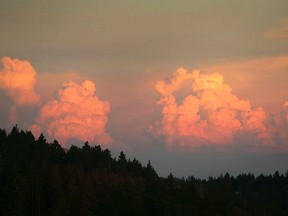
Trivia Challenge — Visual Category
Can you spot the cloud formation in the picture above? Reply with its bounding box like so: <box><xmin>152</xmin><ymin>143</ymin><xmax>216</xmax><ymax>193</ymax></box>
<box><xmin>267</xmin><ymin>101</ymin><xmax>288</xmax><ymax>150</ymax></box>
<box><xmin>265</xmin><ymin>20</ymin><xmax>288</xmax><ymax>40</ymax></box>
<box><xmin>0</xmin><ymin>57</ymin><xmax>40</xmax><ymax>122</ymax></box>
<box><xmin>149</xmin><ymin>68</ymin><xmax>278</xmax><ymax>151</ymax></box>
<box><xmin>31</xmin><ymin>80</ymin><xmax>113</xmax><ymax>147</ymax></box>
<box><xmin>198</xmin><ymin>55</ymin><xmax>288</xmax><ymax>115</ymax></box>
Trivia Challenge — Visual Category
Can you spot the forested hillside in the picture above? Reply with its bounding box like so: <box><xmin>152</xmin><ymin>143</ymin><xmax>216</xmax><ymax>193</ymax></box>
<box><xmin>0</xmin><ymin>126</ymin><xmax>288</xmax><ymax>215</ymax></box>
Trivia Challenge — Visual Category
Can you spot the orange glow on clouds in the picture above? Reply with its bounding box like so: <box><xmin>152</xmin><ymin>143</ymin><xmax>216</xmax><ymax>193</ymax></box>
<box><xmin>31</xmin><ymin>80</ymin><xmax>113</xmax><ymax>147</ymax></box>
<box><xmin>0</xmin><ymin>57</ymin><xmax>40</xmax><ymax>122</ymax></box>
<box><xmin>0</xmin><ymin>57</ymin><xmax>121</xmax><ymax>149</ymax></box>
<box><xmin>0</xmin><ymin>57</ymin><xmax>287</xmax><ymax>152</ymax></box>
<box><xmin>0</xmin><ymin>57</ymin><xmax>40</xmax><ymax>105</ymax></box>
<box><xmin>149</xmin><ymin>68</ymin><xmax>286</xmax><ymax>151</ymax></box>
<box><xmin>199</xmin><ymin>55</ymin><xmax>288</xmax><ymax>114</ymax></box>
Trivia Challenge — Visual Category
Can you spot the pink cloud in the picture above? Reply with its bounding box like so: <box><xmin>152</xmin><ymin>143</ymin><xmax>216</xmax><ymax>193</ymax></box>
<box><xmin>198</xmin><ymin>55</ymin><xmax>288</xmax><ymax>114</ymax></box>
<box><xmin>0</xmin><ymin>57</ymin><xmax>40</xmax><ymax>123</ymax></box>
<box><xmin>31</xmin><ymin>80</ymin><xmax>114</xmax><ymax>148</ymax></box>
<box><xmin>149</xmin><ymin>68</ymin><xmax>277</xmax><ymax>151</ymax></box>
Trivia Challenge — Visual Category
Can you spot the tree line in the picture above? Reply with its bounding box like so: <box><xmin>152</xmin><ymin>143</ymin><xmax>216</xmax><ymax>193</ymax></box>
<box><xmin>0</xmin><ymin>126</ymin><xmax>287</xmax><ymax>215</ymax></box>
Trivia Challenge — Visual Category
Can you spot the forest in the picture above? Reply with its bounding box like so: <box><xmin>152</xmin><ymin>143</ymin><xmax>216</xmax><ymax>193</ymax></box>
<box><xmin>0</xmin><ymin>126</ymin><xmax>288</xmax><ymax>216</ymax></box>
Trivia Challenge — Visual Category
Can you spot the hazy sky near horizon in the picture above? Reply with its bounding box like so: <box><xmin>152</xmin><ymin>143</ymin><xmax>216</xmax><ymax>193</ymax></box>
<box><xmin>1</xmin><ymin>0</ymin><xmax>288</xmax><ymax>178</ymax></box>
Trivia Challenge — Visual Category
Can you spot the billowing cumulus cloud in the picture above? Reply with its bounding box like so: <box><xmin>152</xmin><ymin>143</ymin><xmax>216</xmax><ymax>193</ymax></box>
<box><xmin>0</xmin><ymin>57</ymin><xmax>40</xmax><ymax>105</ymax></box>
<box><xmin>199</xmin><ymin>55</ymin><xmax>288</xmax><ymax>114</ymax></box>
<box><xmin>0</xmin><ymin>57</ymin><xmax>40</xmax><ymax>123</ymax></box>
<box><xmin>149</xmin><ymin>68</ymin><xmax>275</xmax><ymax>151</ymax></box>
<box><xmin>31</xmin><ymin>80</ymin><xmax>114</xmax><ymax>148</ymax></box>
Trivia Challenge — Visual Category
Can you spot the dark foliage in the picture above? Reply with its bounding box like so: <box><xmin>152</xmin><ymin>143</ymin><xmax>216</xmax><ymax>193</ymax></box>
<box><xmin>0</xmin><ymin>126</ymin><xmax>287</xmax><ymax>215</ymax></box>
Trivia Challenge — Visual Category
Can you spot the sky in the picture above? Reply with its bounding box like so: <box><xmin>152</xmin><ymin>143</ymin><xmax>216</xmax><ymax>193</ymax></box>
<box><xmin>1</xmin><ymin>0</ymin><xmax>288</xmax><ymax>178</ymax></box>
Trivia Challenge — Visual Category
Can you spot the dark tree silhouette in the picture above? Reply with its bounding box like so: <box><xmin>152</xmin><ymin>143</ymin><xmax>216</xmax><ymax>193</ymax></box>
<box><xmin>0</xmin><ymin>126</ymin><xmax>287</xmax><ymax>216</ymax></box>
